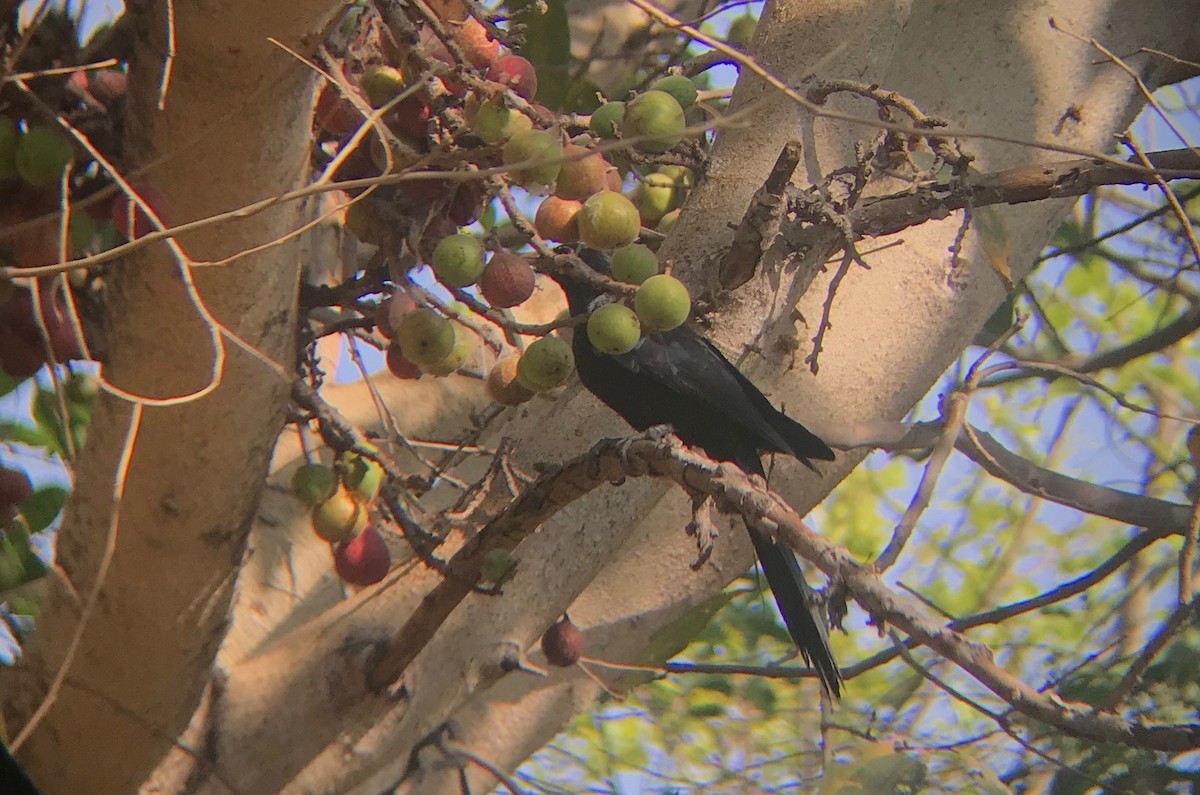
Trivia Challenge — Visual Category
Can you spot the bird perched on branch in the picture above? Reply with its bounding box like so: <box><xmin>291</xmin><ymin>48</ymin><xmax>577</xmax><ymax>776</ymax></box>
<box><xmin>548</xmin><ymin>246</ymin><xmax>842</xmax><ymax>698</ymax></box>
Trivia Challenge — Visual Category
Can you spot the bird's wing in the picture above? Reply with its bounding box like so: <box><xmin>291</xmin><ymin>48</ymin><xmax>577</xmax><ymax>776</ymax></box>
<box><xmin>609</xmin><ymin>326</ymin><xmax>802</xmax><ymax>456</ymax></box>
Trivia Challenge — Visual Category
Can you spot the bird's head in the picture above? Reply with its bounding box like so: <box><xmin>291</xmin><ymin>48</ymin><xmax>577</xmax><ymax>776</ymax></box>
<box><xmin>548</xmin><ymin>245</ymin><xmax>612</xmax><ymax>316</ymax></box>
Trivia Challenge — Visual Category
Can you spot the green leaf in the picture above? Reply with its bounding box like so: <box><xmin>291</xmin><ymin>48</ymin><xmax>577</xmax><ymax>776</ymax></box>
<box><xmin>848</xmin><ymin>752</ymin><xmax>927</xmax><ymax>791</ymax></box>
<box><xmin>0</xmin><ymin>370</ymin><xmax>19</xmax><ymax>398</ymax></box>
<box><xmin>20</xmin><ymin>486</ymin><xmax>68</xmax><ymax>534</ymax></box>
<box><xmin>0</xmin><ymin>421</ymin><xmax>55</xmax><ymax>449</ymax></box>
<box><xmin>0</xmin><ymin>521</ymin><xmax>47</xmax><ymax>592</ymax></box>
<box><xmin>974</xmin><ymin>291</ymin><xmax>1016</xmax><ymax>347</ymax></box>
<box><xmin>507</xmin><ymin>0</ymin><xmax>570</xmax><ymax>110</ymax></box>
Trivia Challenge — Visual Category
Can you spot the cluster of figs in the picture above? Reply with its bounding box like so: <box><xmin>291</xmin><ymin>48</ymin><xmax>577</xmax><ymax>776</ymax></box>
<box><xmin>315</xmin><ymin>2</ymin><xmax>705</xmax><ymax>404</ymax></box>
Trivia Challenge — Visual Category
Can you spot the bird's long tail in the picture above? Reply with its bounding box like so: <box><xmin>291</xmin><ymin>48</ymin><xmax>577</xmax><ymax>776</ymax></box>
<box><xmin>748</xmin><ymin>529</ymin><xmax>842</xmax><ymax>700</ymax></box>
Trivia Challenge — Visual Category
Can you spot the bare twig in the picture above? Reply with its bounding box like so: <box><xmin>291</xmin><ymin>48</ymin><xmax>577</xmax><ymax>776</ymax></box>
<box><xmin>720</xmin><ymin>140</ymin><xmax>803</xmax><ymax>289</ymax></box>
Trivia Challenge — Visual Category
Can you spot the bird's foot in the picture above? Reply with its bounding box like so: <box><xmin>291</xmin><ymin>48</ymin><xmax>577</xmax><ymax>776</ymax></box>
<box><xmin>685</xmin><ymin>491</ymin><xmax>718</xmax><ymax>570</ymax></box>
<box><xmin>643</xmin><ymin>423</ymin><xmax>678</xmax><ymax>446</ymax></box>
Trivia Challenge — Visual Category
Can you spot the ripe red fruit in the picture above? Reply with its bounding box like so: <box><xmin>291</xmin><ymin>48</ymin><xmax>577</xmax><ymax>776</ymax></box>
<box><xmin>0</xmin><ymin>466</ymin><xmax>32</xmax><ymax>516</ymax></box>
<box><xmin>4</xmin><ymin>283</ymin><xmax>84</xmax><ymax>363</ymax></box>
<box><xmin>534</xmin><ymin>196</ymin><xmax>581</xmax><ymax>243</ymax></box>
<box><xmin>386</xmin><ymin>344</ymin><xmax>422</xmax><ymax>379</ymax></box>
<box><xmin>479</xmin><ymin>251</ymin><xmax>536</xmax><ymax>308</ymax></box>
<box><xmin>334</xmin><ymin>524</ymin><xmax>391</xmax><ymax>586</ymax></box>
<box><xmin>315</xmin><ymin>83</ymin><xmax>365</xmax><ymax>138</ymax></box>
<box><xmin>417</xmin><ymin>215</ymin><xmax>459</xmax><ymax>261</ymax></box>
<box><xmin>376</xmin><ymin>291</ymin><xmax>418</xmax><ymax>339</ymax></box>
<box><xmin>112</xmin><ymin>179</ymin><xmax>168</xmax><ymax>240</ymax></box>
<box><xmin>541</xmin><ymin>617</ymin><xmax>584</xmax><ymax>666</ymax></box>
<box><xmin>89</xmin><ymin>69</ymin><xmax>128</xmax><ymax>105</ymax></box>
<box><xmin>0</xmin><ymin>329</ymin><xmax>44</xmax><ymax>379</ymax></box>
<box><xmin>388</xmin><ymin>94</ymin><xmax>432</xmax><ymax>140</ymax></box>
<box><xmin>487</xmin><ymin>55</ymin><xmax>538</xmax><ymax>100</ymax></box>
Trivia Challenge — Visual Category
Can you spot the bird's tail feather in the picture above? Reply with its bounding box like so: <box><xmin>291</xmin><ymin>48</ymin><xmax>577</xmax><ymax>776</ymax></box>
<box><xmin>749</xmin><ymin>529</ymin><xmax>842</xmax><ymax>700</ymax></box>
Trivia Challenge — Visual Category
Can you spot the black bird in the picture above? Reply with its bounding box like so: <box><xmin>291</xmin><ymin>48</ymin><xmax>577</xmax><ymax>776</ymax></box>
<box><xmin>551</xmin><ymin>246</ymin><xmax>842</xmax><ymax>698</ymax></box>
<box><xmin>1</xmin><ymin>741</ymin><xmax>41</xmax><ymax>795</ymax></box>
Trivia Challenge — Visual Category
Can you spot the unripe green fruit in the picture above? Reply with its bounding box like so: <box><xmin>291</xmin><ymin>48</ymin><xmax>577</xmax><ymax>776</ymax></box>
<box><xmin>292</xmin><ymin>463</ymin><xmax>336</xmax><ymax>506</ymax></box>
<box><xmin>657</xmin><ymin>164</ymin><xmax>694</xmax><ymax>190</ymax></box>
<box><xmin>502</xmin><ymin>128</ymin><xmax>563</xmax><ymax>189</ymax></box>
<box><xmin>360</xmin><ymin>65</ymin><xmax>406</xmax><ymax>108</ymax></box>
<box><xmin>728</xmin><ymin>14</ymin><xmax>757</xmax><ymax>47</ymax></box>
<box><xmin>15</xmin><ymin>125</ymin><xmax>74</xmax><ymax>187</ymax></box>
<box><xmin>480</xmin><ymin>548</ymin><xmax>517</xmax><ymax>583</ymax></box>
<box><xmin>589</xmin><ymin>101</ymin><xmax>624</xmax><ymax>139</ymax></box>
<box><xmin>634</xmin><ymin>274</ymin><xmax>690</xmax><ymax>332</ymax></box>
<box><xmin>471</xmin><ymin>97</ymin><xmax>532</xmax><ymax>145</ymax></box>
<box><xmin>0</xmin><ymin>116</ymin><xmax>17</xmax><ymax>181</ymax></box>
<box><xmin>397</xmin><ymin>308</ymin><xmax>456</xmax><ymax>366</ymax></box>
<box><xmin>587</xmin><ymin>303</ymin><xmax>641</xmax><ymax>355</ymax></box>
<box><xmin>622</xmin><ymin>90</ymin><xmax>684</xmax><ymax>153</ymax></box>
<box><xmin>652</xmin><ymin>74</ymin><xmax>698</xmax><ymax>109</ymax></box>
<box><xmin>516</xmin><ymin>335</ymin><xmax>575</xmax><ymax>391</ymax></box>
<box><xmin>611</xmin><ymin>244</ymin><xmax>658</xmax><ymax>284</ymax></box>
<box><xmin>657</xmin><ymin>207</ymin><xmax>680</xmax><ymax>235</ymax></box>
<box><xmin>311</xmin><ymin>489</ymin><xmax>368</xmax><ymax>543</ymax></box>
<box><xmin>422</xmin><ymin>328</ymin><xmax>472</xmax><ymax>376</ymax></box>
<box><xmin>432</xmin><ymin>233</ymin><xmax>485</xmax><ymax>287</ymax></box>
<box><xmin>341</xmin><ymin>452</ymin><xmax>384</xmax><ymax>503</ymax></box>
<box><xmin>637</xmin><ymin>172</ymin><xmax>676</xmax><ymax>223</ymax></box>
<box><xmin>577</xmin><ymin>190</ymin><xmax>640</xmax><ymax>250</ymax></box>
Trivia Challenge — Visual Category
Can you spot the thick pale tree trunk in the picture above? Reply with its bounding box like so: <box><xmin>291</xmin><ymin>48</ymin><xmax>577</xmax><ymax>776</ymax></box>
<box><xmin>0</xmin><ymin>2</ymin><xmax>339</xmax><ymax>793</ymax></box>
